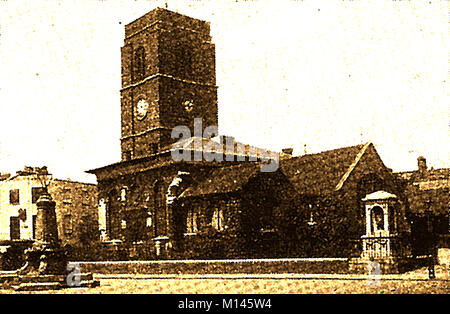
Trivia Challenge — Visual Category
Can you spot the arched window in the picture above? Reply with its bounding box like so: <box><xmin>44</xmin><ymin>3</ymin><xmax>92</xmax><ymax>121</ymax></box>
<box><xmin>176</xmin><ymin>44</ymin><xmax>192</xmax><ymax>78</ymax></box>
<box><xmin>106</xmin><ymin>189</ymin><xmax>117</xmax><ymax>239</ymax></box>
<box><xmin>212</xmin><ymin>207</ymin><xmax>225</xmax><ymax>231</ymax></box>
<box><xmin>133</xmin><ymin>47</ymin><xmax>145</xmax><ymax>82</ymax></box>
<box><xmin>153</xmin><ymin>181</ymin><xmax>166</xmax><ymax>237</ymax></box>
<box><xmin>186</xmin><ymin>207</ymin><xmax>198</xmax><ymax>234</ymax></box>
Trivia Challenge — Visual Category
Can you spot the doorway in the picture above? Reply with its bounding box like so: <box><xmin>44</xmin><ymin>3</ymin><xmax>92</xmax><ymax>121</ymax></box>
<box><xmin>9</xmin><ymin>216</ymin><xmax>20</xmax><ymax>240</ymax></box>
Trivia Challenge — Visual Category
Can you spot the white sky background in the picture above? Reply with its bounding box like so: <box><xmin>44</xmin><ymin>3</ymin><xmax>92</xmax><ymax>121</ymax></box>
<box><xmin>0</xmin><ymin>0</ymin><xmax>448</xmax><ymax>184</ymax></box>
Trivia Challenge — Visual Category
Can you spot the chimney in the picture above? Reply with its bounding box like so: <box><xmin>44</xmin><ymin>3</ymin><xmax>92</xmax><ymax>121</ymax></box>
<box><xmin>0</xmin><ymin>173</ymin><xmax>11</xmax><ymax>181</ymax></box>
<box><xmin>417</xmin><ymin>156</ymin><xmax>427</xmax><ymax>174</ymax></box>
<box><xmin>282</xmin><ymin>148</ymin><xmax>293</xmax><ymax>157</ymax></box>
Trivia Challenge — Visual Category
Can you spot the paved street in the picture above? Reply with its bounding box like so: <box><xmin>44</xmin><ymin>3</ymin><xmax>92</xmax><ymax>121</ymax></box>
<box><xmin>49</xmin><ymin>277</ymin><xmax>450</xmax><ymax>294</ymax></box>
<box><xmin>3</xmin><ymin>266</ymin><xmax>448</xmax><ymax>294</ymax></box>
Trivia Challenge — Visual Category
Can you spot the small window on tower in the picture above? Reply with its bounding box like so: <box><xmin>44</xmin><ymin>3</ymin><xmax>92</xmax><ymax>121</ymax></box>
<box><xmin>133</xmin><ymin>47</ymin><xmax>146</xmax><ymax>82</ymax></box>
<box><xmin>150</xmin><ymin>143</ymin><xmax>159</xmax><ymax>154</ymax></box>
<box><xmin>124</xmin><ymin>151</ymin><xmax>132</xmax><ymax>161</ymax></box>
<box><xmin>178</xmin><ymin>45</ymin><xmax>192</xmax><ymax>77</ymax></box>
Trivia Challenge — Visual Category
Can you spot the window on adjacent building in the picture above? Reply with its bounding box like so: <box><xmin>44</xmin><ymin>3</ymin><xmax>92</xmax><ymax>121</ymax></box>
<box><xmin>186</xmin><ymin>208</ymin><xmax>198</xmax><ymax>234</ymax></box>
<box><xmin>9</xmin><ymin>189</ymin><xmax>19</xmax><ymax>205</ymax></box>
<box><xmin>9</xmin><ymin>216</ymin><xmax>20</xmax><ymax>240</ymax></box>
<box><xmin>32</xmin><ymin>215</ymin><xmax>37</xmax><ymax>239</ymax></box>
<box><xmin>212</xmin><ymin>208</ymin><xmax>225</xmax><ymax>232</ymax></box>
<box><xmin>63</xmin><ymin>214</ymin><xmax>73</xmax><ymax>235</ymax></box>
<box><xmin>31</xmin><ymin>187</ymin><xmax>45</xmax><ymax>204</ymax></box>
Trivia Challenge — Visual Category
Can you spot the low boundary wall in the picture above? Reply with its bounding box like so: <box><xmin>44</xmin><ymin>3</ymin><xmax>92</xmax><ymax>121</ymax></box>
<box><xmin>74</xmin><ymin>258</ymin><xmax>349</xmax><ymax>275</ymax></box>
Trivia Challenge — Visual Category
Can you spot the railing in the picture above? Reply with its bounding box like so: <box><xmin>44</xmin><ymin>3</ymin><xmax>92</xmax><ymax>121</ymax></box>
<box><xmin>361</xmin><ymin>236</ymin><xmax>399</xmax><ymax>259</ymax></box>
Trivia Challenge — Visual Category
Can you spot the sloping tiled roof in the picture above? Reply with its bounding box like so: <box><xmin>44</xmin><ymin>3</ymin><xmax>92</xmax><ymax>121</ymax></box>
<box><xmin>280</xmin><ymin>143</ymin><xmax>368</xmax><ymax>197</ymax></box>
<box><xmin>180</xmin><ymin>163</ymin><xmax>262</xmax><ymax>198</ymax></box>
<box><xmin>180</xmin><ymin>142</ymin><xmax>371</xmax><ymax>199</ymax></box>
<box><xmin>396</xmin><ymin>168</ymin><xmax>449</xmax><ymax>186</ymax></box>
<box><xmin>168</xmin><ymin>136</ymin><xmax>280</xmax><ymax>161</ymax></box>
<box><xmin>396</xmin><ymin>167</ymin><xmax>449</xmax><ymax>215</ymax></box>
<box><xmin>407</xmin><ymin>187</ymin><xmax>449</xmax><ymax>215</ymax></box>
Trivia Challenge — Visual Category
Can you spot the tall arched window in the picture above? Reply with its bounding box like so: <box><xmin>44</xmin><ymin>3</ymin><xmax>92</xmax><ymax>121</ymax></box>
<box><xmin>133</xmin><ymin>47</ymin><xmax>145</xmax><ymax>82</ymax></box>
<box><xmin>153</xmin><ymin>181</ymin><xmax>166</xmax><ymax>237</ymax></box>
<box><xmin>106</xmin><ymin>189</ymin><xmax>117</xmax><ymax>239</ymax></box>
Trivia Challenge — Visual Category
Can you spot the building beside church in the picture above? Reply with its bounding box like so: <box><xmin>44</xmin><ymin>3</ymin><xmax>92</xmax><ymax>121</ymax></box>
<box><xmin>87</xmin><ymin>7</ymin><xmax>447</xmax><ymax>268</ymax></box>
<box><xmin>396</xmin><ymin>157</ymin><xmax>449</xmax><ymax>256</ymax></box>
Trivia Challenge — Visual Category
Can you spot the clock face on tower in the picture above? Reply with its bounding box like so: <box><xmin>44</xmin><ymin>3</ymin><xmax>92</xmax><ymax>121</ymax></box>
<box><xmin>184</xmin><ymin>100</ymin><xmax>194</xmax><ymax>113</ymax></box>
<box><xmin>135</xmin><ymin>99</ymin><xmax>149</xmax><ymax>120</ymax></box>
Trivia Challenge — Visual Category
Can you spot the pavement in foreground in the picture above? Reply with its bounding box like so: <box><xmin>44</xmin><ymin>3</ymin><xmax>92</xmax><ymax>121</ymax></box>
<box><xmin>1</xmin><ymin>266</ymin><xmax>448</xmax><ymax>294</ymax></box>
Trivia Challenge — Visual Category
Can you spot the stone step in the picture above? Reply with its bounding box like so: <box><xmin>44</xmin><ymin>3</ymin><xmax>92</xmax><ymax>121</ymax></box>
<box><xmin>14</xmin><ymin>282</ymin><xmax>62</xmax><ymax>292</ymax></box>
<box><xmin>0</xmin><ymin>274</ymin><xmax>20</xmax><ymax>285</ymax></box>
<box><xmin>8</xmin><ymin>273</ymin><xmax>98</xmax><ymax>291</ymax></box>
<box><xmin>19</xmin><ymin>274</ymin><xmax>66</xmax><ymax>283</ymax></box>
<box><xmin>19</xmin><ymin>273</ymin><xmax>93</xmax><ymax>284</ymax></box>
<box><xmin>62</xmin><ymin>280</ymin><xmax>100</xmax><ymax>289</ymax></box>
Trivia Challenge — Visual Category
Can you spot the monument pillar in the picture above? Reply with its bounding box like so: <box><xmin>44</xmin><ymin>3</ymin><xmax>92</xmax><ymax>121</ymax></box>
<box><xmin>35</xmin><ymin>193</ymin><xmax>59</xmax><ymax>248</ymax></box>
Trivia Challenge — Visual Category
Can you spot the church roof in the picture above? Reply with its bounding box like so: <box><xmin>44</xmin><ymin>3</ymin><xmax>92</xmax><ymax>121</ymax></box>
<box><xmin>168</xmin><ymin>135</ymin><xmax>280</xmax><ymax>161</ymax></box>
<box><xmin>180</xmin><ymin>162</ymin><xmax>262</xmax><ymax>198</ymax></box>
<box><xmin>280</xmin><ymin>142</ymin><xmax>372</xmax><ymax>197</ymax></box>
<box><xmin>181</xmin><ymin>142</ymin><xmax>374</xmax><ymax>199</ymax></box>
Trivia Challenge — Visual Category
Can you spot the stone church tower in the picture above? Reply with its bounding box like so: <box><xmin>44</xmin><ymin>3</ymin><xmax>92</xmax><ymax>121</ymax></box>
<box><xmin>88</xmin><ymin>7</ymin><xmax>224</xmax><ymax>249</ymax></box>
<box><xmin>120</xmin><ymin>8</ymin><xmax>218</xmax><ymax>161</ymax></box>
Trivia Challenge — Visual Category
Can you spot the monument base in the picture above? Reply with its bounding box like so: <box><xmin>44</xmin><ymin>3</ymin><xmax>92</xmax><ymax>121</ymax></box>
<box><xmin>349</xmin><ymin>256</ymin><xmax>415</xmax><ymax>274</ymax></box>
<box><xmin>0</xmin><ymin>272</ymin><xmax>99</xmax><ymax>291</ymax></box>
<box><xmin>0</xmin><ymin>243</ymin><xmax>100</xmax><ymax>291</ymax></box>
<box><xmin>14</xmin><ymin>273</ymin><xmax>100</xmax><ymax>291</ymax></box>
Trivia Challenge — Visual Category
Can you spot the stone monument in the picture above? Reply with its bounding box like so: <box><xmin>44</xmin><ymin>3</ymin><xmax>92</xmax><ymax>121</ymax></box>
<box><xmin>349</xmin><ymin>190</ymin><xmax>412</xmax><ymax>274</ymax></box>
<box><xmin>0</xmin><ymin>167</ymin><xmax>99</xmax><ymax>291</ymax></box>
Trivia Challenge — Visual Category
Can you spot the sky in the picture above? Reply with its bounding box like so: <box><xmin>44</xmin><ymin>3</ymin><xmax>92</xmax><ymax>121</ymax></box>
<box><xmin>0</xmin><ymin>0</ymin><xmax>448</xmax><ymax>184</ymax></box>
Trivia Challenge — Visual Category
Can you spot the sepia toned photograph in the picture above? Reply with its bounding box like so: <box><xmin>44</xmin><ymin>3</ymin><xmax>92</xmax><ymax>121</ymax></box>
<box><xmin>0</xmin><ymin>0</ymin><xmax>448</xmax><ymax>299</ymax></box>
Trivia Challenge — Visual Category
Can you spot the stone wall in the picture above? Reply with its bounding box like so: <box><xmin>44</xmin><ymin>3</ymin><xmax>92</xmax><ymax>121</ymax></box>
<box><xmin>74</xmin><ymin>258</ymin><xmax>349</xmax><ymax>275</ymax></box>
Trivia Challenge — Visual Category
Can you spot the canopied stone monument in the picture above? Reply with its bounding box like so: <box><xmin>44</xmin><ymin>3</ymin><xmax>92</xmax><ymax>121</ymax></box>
<box><xmin>350</xmin><ymin>190</ymin><xmax>412</xmax><ymax>274</ymax></box>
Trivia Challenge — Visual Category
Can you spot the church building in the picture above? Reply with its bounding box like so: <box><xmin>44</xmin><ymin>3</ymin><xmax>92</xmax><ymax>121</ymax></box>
<box><xmin>87</xmin><ymin>8</ymin><xmax>415</xmax><ymax>266</ymax></box>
